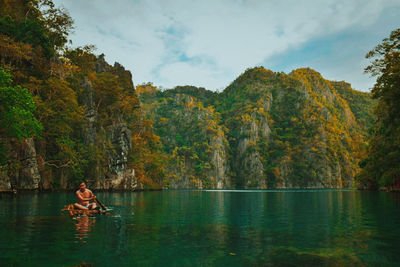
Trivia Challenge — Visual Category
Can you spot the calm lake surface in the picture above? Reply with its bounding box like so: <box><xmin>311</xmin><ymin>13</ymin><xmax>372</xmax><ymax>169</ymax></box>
<box><xmin>0</xmin><ymin>190</ymin><xmax>399</xmax><ymax>266</ymax></box>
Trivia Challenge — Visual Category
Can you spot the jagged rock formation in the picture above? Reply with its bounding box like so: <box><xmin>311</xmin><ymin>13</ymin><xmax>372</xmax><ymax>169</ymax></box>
<box><xmin>17</xmin><ymin>138</ymin><xmax>41</xmax><ymax>189</ymax></box>
<box><xmin>0</xmin><ymin>63</ymin><xmax>373</xmax><ymax>191</ymax></box>
<box><xmin>220</xmin><ymin>67</ymin><xmax>370</xmax><ymax>188</ymax></box>
<box><xmin>0</xmin><ymin>0</ymin><xmax>166</xmax><ymax>192</ymax></box>
<box><xmin>82</xmin><ymin>77</ymin><xmax>97</xmax><ymax>145</ymax></box>
<box><xmin>0</xmin><ymin>56</ymin><xmax>146</xmax><ymax>191</ymax></box>
<box><xmin>77</xmin><ymin>55</ymin><xmax>140</xmax><ymax>190</ymax></box>
<box><xmin>0</xmin><ymin>138</ymin><xmax>41</xmax><ymax>191</ymax></box>
<box><xmin>139</xmin><ymin>67</ymin><xmax>374</xmax><ymax>189</ymax></box>
<box><xmin>138</xmin><ymin>86</ymin><xmax>230</xmax><ymax>189</ymax></box>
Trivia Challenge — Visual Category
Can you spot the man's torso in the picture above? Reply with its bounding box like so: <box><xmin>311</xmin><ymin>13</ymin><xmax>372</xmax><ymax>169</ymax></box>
<box><xmin>77</xmin><ymin>189</ymin><xmax>92</xmax><ymax>205</ymax></box>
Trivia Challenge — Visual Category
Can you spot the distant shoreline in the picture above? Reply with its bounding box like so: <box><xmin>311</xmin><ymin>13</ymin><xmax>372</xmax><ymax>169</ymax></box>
<box><xmin>3</xmin><ymin>187</ymin><xmax>400</xmax><ymax>197</ymax></box>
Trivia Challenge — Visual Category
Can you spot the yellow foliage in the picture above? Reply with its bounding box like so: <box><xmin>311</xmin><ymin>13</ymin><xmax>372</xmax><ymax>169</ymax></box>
<box><xmin>248</xmin><ymin>140</ymin><xmax>256</xmax><ymax>146</ymax></box>
<box><xmin>272</xmin><ymin>167</ymin><xmax>280</xmax><ymax>178</ymax></box>
<box><xmin>136</xmin><ymin>83</ymin><xmax>157</xmax><ymax>95</ymax></box>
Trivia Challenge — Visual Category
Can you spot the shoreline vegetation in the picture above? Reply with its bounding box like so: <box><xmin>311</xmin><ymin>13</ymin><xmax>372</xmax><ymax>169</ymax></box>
<box><xmin>2</xmin><ymin>188</ymin><xmax>400</xmax><ymax>198</ymax></box>
<box><xmin>0</xmin><ymin>0</ymin><xmax>398</xmax><ymax>193</ymax></box>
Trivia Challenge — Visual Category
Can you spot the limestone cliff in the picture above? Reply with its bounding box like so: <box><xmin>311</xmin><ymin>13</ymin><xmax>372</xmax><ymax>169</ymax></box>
<box><xmin>0</xmin><ymin>65</ymin><xmax>373</xmax><ymax>191</ymax></box>
<box><xmin>0</xmin><ymin>55</ymin><xmax>147</xmax><ymax>192</ymax></box>
<box><xmin>77</xmin><ymin>55</ymin><xmax>139</xmax><ymax>190</ymax></box>
<box><xmin>219</xmin><ymin>67</ymin><xmax>367</xmax><ymax>188</ymax></box>
<box><xmin>0</xmin><ymin>1</ymin><xmax>165</xmax><ymax>192</ymax></box>
<box><xmin>140</xmin><ymin>67</ymin><xmax>373</xmax><ymax>189</ymax></box>
<box><xmin>138</xmin><ymin>86</ymin><xmax>230</xmax><ymax>189</ymax></box>
<box><xmin>0</xmin><ymin>138</ymin><xmax>41</xmax><ymax>191</ymax></box>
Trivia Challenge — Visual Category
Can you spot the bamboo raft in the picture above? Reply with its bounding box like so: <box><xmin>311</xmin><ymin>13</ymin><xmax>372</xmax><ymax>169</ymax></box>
<box><xmin>62</xmin><ymin>204</ymin><xmax>111</xmax><ymax>216</ymax></box>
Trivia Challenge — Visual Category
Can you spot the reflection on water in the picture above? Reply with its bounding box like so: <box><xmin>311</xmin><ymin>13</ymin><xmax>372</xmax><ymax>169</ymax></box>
<box><xmin>74</xmin><ymin>215</ymin><xmax>96</xmax><ymax>243</ymax></box>
<box><xmin>0</xmin><ymin>190</ymin><xmax>400</xmax><ymax>266</ymax></box>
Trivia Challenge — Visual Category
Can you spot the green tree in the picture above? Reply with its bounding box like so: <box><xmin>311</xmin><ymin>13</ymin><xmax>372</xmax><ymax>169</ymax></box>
<box><xmin>0</xmin><ymin>68</ymin><xmax>42</xmax><ymax>140</ymax></box>
<box><xmin>0</xmin><ymin>68</ymin><xmax>42</xmax><ymax>164</ymax></box>
<box><xmin>357</xmin><ymin>28</ymin><xmax>400</xmax><ymax>189</ymax></box>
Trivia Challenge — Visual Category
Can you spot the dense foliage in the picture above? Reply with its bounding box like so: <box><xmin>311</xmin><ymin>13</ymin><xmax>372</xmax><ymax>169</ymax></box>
<box><xmin>0</xmin><ymin>0</ymin><xmax>377</xmax><ymax>190</ymax></box>
<box><xmin>331</xmin><ymin>81</ymin><xmax>376</xmax><ymax>132</ymax></box>
<box><xmin>0</xmin><ymin>0</ymin><xmax>164</xmax><ymax>189</ymax></box>
<box><xmin>219</xmin><ymin>68</ymin><xmax>369</xmax><ymax>188</ymax></box>
<box><xmin>138</xmin><ymin>84</ymin><xmax>229</xmax><ymax>188</ymax></box>
<box><xmin>0</xmin><ymin>68</ymin><xmax>42</xmax><ymax>141</ymax></box>
<box><xmin>0</xmin><ymin>68</ymin><xmax>42</xmax><ymax>164</ymax></box>
<box><xmin>139</xmin><ymin>68</ymin><xmax>373</xmax><ymax>189</ymax></box>
<box><xmin>357</xmin><ymin>28</ymin><xmax>400</xmax><ymax>189</ymax></box>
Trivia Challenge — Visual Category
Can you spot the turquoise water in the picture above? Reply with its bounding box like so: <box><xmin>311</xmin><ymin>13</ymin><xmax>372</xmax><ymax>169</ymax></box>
<box><xmin>0</xmin><ymin>190</ymin><xmax>399</xmax><ymax>266</ymax></box>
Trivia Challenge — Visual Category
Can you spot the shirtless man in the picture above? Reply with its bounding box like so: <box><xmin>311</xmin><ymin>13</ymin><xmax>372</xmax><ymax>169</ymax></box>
<box><xmin>74</xmin><ymin>182</ymin><xmax>97</xmax><ymax>210</ymax></box>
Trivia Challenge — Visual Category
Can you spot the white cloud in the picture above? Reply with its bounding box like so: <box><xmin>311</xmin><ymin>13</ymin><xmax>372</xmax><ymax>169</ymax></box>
<box><xmin>55</xmin><ymin>0</ymin><xmax>400</xmax><ymax>91</ymax></box>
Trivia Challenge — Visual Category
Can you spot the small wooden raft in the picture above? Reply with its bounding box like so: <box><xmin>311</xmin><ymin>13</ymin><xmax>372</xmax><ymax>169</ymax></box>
<box><xmin>62</xmin><ymin>204</ymin><xmax>111</xmax><ymax>216</ymax></box>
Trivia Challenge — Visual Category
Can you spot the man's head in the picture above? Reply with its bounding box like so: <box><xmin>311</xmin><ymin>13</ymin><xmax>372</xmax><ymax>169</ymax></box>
<box><xmin>79</xmin><ymin>182</ymin><xmax>86</xmax><ymax>191</ymax></box>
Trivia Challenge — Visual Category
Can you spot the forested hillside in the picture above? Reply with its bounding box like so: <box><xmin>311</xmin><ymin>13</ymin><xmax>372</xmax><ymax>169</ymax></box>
<box><xmin>139</xmin><ymin>67</ymin><xmax>374</xmax><ymax>189</ymax></box>
<box><xmin>138</xmin><ymin>84</ymin><xmax>229</xmax><ymax>188</ymax></box>
<box><xmin>0</xmin><ymin>0</ymin><xmax>164</xmax><ymax>191</ymax></box>
<box><xmin>0</xmin><ymin>0</ymin><xmax>377</xmax><ymax>191</ymax></box>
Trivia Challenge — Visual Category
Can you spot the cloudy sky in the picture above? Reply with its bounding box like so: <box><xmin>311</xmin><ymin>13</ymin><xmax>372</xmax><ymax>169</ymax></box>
<box><xmin>54</xmin><ymin>0</ymin><xmax>400</xmax><ymax>92</ymax></box>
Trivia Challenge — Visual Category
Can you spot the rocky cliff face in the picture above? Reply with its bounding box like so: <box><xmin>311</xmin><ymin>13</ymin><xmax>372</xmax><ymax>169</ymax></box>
<box><xmin>0</xmin><ymin>0</ymin><xmax>165</xmax><ymax>193</ymax></box>
<box><xmin>234</xmin><ymin>112</ymin><xmax>270</xmax><ymax>188</ymax></box>
<box><xmin>82</xmin><ymin>77</ymin><xmax>97</xmax><ymax>145</ymax></box>
<box><xmin>138</xmin><ymin>88</ymin><xmax>231</xmax><ymax>189</ymax></box>
<box><xmin>140</xmin><ymin>67</ymin><xmax>373</xmax><ymax>189</ymax></box>
<box><xmin>219</xmin><ymin>68</ymin><xmax>364</xmax><ymax>188</ymax></box>
<box><xmin>0</xmin><ymin>65</ymin><xmax>373</xmax><ymax>191</ymax></box>
<box><xmin>79</xmin><ymin>55</ymin><xmax>139</xmax><ymax>190</ymax></box>
<box><xmin>210</xmin><ymin>133</ymin><xmax>230</xmax><ymax>189</ymax></box>
<box><xmin>0</xmin><ymin>138</ymin><xmax>40</xmax><ymax>191</ymax></box>
<box><xmin>0</xmin><ymin>55</ymin><xmax>141</xmax><ymax>192</ymax></box>
<box><xmin>103</xmin><ymin>121</ymin><xmax>136</xmax><ymax>189</ymax></box>
<box><xmin>17</xmin><ymin>138</ymin><xmax>41</xmax><ymax>189</ymax></box>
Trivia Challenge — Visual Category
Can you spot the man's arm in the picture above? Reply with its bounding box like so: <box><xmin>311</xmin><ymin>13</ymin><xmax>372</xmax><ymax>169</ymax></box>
<box><xmin>88</xmin><ymin>189</ymin><xmax>96</xmax><ymax>200</ymax></box>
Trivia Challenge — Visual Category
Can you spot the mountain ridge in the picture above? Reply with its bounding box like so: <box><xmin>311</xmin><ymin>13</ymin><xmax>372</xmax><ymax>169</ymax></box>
<box><xmin>138</xmin><ymin>66</ymin><xmax>375</xmax><ymax>189</ymax></box>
